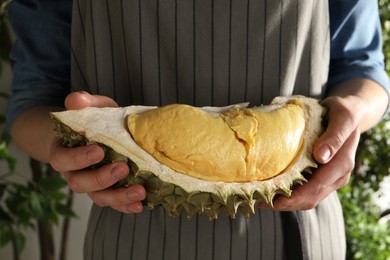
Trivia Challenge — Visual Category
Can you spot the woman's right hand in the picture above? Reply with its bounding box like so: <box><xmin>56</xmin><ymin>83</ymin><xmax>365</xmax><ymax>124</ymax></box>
<box><xmin>49</xmin><ymin>91</ymin><xmax>146</xmax><ymax>213</ymax></box>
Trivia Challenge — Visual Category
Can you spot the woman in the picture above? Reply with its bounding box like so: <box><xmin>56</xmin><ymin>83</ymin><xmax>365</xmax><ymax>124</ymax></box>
<box><xmin>6</xmin><ymin>0</ymin><xmax>390</xmax><ymax>259</ymax></box>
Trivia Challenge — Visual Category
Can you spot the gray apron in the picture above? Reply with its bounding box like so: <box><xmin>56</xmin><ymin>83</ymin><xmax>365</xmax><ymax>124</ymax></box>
<box><xmin>70</xmin><ymin>0</ymin><xmax>346</xmax><ymax>259</ymax></box>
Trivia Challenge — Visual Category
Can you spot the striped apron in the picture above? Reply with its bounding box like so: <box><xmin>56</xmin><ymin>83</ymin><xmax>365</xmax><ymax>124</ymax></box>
<box><xmin>70</xmin><ymin>0</ymin><xmax>346</xmax><ymax>259</ymax></box>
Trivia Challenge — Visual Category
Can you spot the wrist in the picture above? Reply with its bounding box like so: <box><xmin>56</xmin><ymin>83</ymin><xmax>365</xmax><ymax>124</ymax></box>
<box><xmin>11</xmin><ymin>106</ymin><xmax>64</xmax><ymax>163</ymax></box>
<box><xmin>324</xmin><ymin>78</ymin><xmax>389</xmax><ymax>132</ymax></box>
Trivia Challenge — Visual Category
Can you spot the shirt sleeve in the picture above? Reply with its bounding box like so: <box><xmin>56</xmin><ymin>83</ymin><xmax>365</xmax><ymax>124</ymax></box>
<box><xmin>328</xmin><ymin>0</ymin><xmax>390</xmax><ymax>113</ymax></box>
<box><xmin>5</xmin><ymin>0</ymin><xmax>72</xmax><ymax>133</ymax></box>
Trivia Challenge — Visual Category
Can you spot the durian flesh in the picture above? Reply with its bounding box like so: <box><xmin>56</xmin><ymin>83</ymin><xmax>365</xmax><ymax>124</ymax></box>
<box><xmin>127</xmin><ymin>101</ymin><xmax>305</xmax><ymax>182</ymax></box>
<box><xmin>52</xmin><ymin>96</ymin><xmax>324</xmax><ymax>219</ymax></box>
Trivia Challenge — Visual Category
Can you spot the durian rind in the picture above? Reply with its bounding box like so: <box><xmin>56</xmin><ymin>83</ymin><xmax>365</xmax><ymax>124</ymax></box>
<box><xmin>52</xmin><ymin>95</ymin><xmax>324</xmax><ymax>219</ymax></box>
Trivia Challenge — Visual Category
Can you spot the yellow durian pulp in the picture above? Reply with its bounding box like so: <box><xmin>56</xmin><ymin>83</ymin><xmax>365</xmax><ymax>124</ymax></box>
<box><xmin>127</xmin><ymin>103</ymin><xmax>305</xmax><ymax>182</ymax></box>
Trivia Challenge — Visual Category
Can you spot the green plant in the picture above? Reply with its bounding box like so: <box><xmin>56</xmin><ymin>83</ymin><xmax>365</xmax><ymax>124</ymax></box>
<box><xmin>0</xmin><ymin>96</ymin><xmax>77</xmax><ymax>260</ymax></box>
<box><xmin>0</xmin><ymin>100</ymin><xmax>76</xmax><ymax>260</ymax></box>
<box><xmin>0</xmin><ymin>1</ymin><xmax>76</xmax><ymax>260</ymax></box>
<box><xmin>339</xmin><ymin>115</ymin><xmax>390</xmax><ymax>260</ymax></box>
<box><xmin>337</xmin><ymin>1</ymin><xmax>390</xmax><ymax>259</ymax></box>
<box><xmin>380</xmin><ymin>0</ymin><xmax>390</xmax><ymax>73</ymax></box>
<box><xmin>0</xmin><ymin>153</ymin><xmax>76</xmax><ymax>260</ymax></box>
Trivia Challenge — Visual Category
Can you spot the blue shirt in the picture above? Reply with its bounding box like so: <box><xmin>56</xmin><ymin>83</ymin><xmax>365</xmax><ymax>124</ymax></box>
<box><xmin>5</xmin><ymin>0</ymin><xmax>390</xmax><ymax>133</ymax></box>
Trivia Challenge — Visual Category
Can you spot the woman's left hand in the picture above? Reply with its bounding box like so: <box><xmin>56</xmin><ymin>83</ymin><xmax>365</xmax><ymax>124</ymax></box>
<box><xmin>269</xmin><ymin>95</ymin><xmax>361</xmax><ymax>210</ymax></box>
<box><xmin>260</xmin><ymin>78</ymin><xmax>389</xmax><ymax>211</ymax></box>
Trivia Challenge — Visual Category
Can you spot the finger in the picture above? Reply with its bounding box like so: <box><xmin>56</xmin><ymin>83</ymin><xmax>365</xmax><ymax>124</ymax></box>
<box><xmin>314</xmin><ymin>101</ymin><xmax>358</xmax><ymax>164</ymax></box>
<box><xmin>116</xmin><ymin>202</ymin><xmax>144</xmax><ymax>214</ymax></box>
<box><xmin>257</xmin><ymin>202</ymin><xmax>272</xmax><ymax>210</ymax></box>
<box><xmin>272</xmin><ymin>129</ymin><xmax>360</xmax><ymax>211</ymax></box>
<box><xmin>65</xmin><ymin>91</ymin><xmax>118</xmax><ymax>110</ymax></box>
<box><xmin>88</xmin><ymin>184</ymin><xmax>146</xmax><ymax>213</ymax></box>
<box><xmin>50</xmin><ymin>142</ymin><xmax>105</xmax><ymax>172</ymax></box>
<box><xmin>273</xmin><ymin>176</ymin><xmax>333</xmax><ymax>211</ymax></box>
<box><xmin>63</xmin><ymin>161</ymin><xmax>129</xmax><ymax>193</ymax></box>
<box><xmin>313</xmin><ymin>128</ymin><xmax>359</xmax><ymax>185</ymax></box>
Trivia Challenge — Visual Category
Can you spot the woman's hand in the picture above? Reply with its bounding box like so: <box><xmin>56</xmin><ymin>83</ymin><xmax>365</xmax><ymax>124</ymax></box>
<box><xmin>262</xmin><ymin>78</ymin><xmax>388</xmax><ymax>211</ymax></box>
<box><xmin>49</xmin><ymin>91</ymin><xmax>146</xmax><ymax>213</ymax></box>
<box><xmin>269</xmin><ymin>96</ymin><xmax>361</xmax><ymax>210</ymax></box>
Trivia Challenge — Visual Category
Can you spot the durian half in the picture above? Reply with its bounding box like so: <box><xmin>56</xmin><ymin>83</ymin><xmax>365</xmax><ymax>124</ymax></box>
<box><xmin>51</xmin><ymin>96</ymin><xmax>324</xmax><ymax>219</ymax></box>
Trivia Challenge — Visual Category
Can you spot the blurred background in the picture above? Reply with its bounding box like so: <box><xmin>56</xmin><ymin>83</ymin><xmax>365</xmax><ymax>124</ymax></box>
<box><xmin>1</xmin><ymin>0</ymin><xmax>390</xmax><ymax>259</ymax></box>
<box><xmin>0</xmin><ymin>38</ymin><xmax>92</xmax><ymax>260</ymax></box>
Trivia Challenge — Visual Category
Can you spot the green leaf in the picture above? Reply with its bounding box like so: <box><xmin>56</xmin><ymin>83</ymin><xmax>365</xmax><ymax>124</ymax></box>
<box><xmin>55</xmin><ymin>203</ymin><xmax>77</xmax><ymax>218</ymax></box>
<box><xmin>45</xmin><ymin>190</ymin><xmax>69</xmax><ymax>201</ymax></box>
<box><xmin>0</xmin><ymin>131</ymin><xmax>12</xmax><ymax>144</ymax></box>
<box><xmin>14</xmin><ymin>231</ymin><xmax>26</xmax><ymax>254</ymax></box>
<box><xmin>0</xmin><ymin>141</ymin><xmax>17</xmax><ymax>172</ymax></box>
<box><xmin>29</xmin><ymin>192</ymin><xmax>44</xmax><ymax>217</ymax></box>
<box><xmin>0</xmin><ymin>206</ymin><xmax>13</xmax><ymax>222</ymax></box>
<box><xmin>0</xmin><ymin>229</ymin><xmax>13</xmax><ymax>247</ymax></box>
<box><xmin>47</xmin><ymin>209</ymin><xmax>59</xmax><ymax>224</ymax></box>
<box><xmin>38</xmin><ymin>174</ymin><xmax>67</xmax><ymax>192</ymax></box>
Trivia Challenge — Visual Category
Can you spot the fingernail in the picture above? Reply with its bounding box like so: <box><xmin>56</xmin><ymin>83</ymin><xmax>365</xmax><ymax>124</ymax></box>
<box><xmin>86</xmin><ymin>149</ymin><xmax>102</xmax><ymax>163</ymax></box>
<box><xmin>127</xmin><ymin>203</ymin><xmax>143</xmax><ymax>213</ymax></box>
<box><xmin>318</xmin><ymin>144</ymin><xmax>331</xmax><ymax>162</ymax></box>
<box><xmin>78</xmin><ymin>91</ymin><xmax>92</xmax><ymax>105</ymax></box>
<box><xmin>111</xmin><ymin>166</ymin><xmax>128</xmax><ymax>180</ymax></box>
<box><xmin>126</xmin><ymin>190</ymin><xmax>141</xmax><ymax>202</ymax></box>
<box><xmin>126</xmin><ymin>205</ymin><xmax>137</xmax><ymax>213</ymax></box>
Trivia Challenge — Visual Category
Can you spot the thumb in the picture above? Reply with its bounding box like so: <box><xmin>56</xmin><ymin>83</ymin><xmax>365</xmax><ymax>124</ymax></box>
<box><xmin>313</xmin><ymin>107</ymin><xmax>359</xmax><ymax>164</ymax></box>
<box><xmin>65</xmin><ymin>91</ymin><xmax>118</xmax><ymax>110</ymax></box>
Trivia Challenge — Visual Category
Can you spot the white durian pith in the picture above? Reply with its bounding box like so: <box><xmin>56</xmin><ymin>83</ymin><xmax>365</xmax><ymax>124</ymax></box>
<box><xmin>51</xmin><ymin>96</ymin><xmax>324</xmax><ymax>219</ymax></box>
